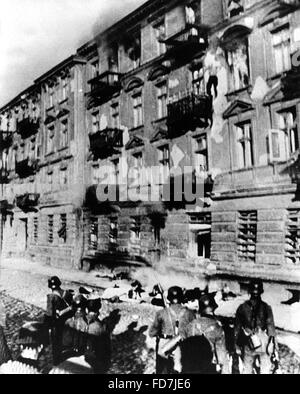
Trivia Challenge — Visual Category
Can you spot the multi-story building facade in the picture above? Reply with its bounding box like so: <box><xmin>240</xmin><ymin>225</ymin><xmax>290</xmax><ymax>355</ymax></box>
<box><xmin>1</xmin><ymin>0</ymin><xmax>300</xmax><ymax>291</ymax></box>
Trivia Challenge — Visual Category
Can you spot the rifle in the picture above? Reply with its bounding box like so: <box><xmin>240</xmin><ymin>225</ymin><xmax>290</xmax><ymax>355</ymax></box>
<box><xmin>157</xmin><ymin>283</ymin><xmax>167</xmax><ymax>308</ymax></box>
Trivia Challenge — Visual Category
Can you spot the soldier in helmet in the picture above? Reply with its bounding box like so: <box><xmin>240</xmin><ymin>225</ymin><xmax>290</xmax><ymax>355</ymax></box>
<box><xmin>234</xmin><ymin>279</ymin><xmax>278</xmax><ymax>374</ymax></box>
<box><xmin>46</xmin><ymin>276</ymin><xmax>73</xmax><ymax>365</ymax></box>
<box><xmin>149</xmin><ymin>286</ymin><xmax>195</xmax><ymax>374</ymax></box>
<box><xmin>181</xmin><ymin>294</ymin><xmax>230</xmax><ymax>374</ymax></box>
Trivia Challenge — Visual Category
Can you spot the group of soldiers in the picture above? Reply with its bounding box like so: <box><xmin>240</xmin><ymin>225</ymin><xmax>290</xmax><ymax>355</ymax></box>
<box><xmin>0</xmin><ymin>276</ymin><xmax>279</xmax><ymax>374</ymax></box>
<box><xmin>149</xmin><ymin>279</ymin><xmax>279</xmax><ymax>374</ymax></box>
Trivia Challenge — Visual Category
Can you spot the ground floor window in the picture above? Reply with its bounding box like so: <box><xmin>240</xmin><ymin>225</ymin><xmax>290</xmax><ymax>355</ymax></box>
<box><xmin>286</xmin><ymin>209</ymin><xmax>300</xmax><ymax>265</ymax></box>
<box><xmin>109</xmin><ymin>217</ymin><xmax>118</xmax><ymax>246</ymax></box>
<box><xmin>130</xmin><ymin>217</ymin><xmax>141</xmax><ymax>243</ymax></box>
<box><xmin>89</xmin><ymin>217</ymin><xmax>98</xmax><ymax>250</ymax></box>
<box><xmin>33</xmin><ymin>217</ymin><xmax>38</xmax><ymax>243</ymax></box>
<box><xmin>58</xmin><ymin>214</ymin><xmax>67</xmax><ymax>243</ymax></box>
<box><xmin>237</xmin><ymin>211</ymin><xmax>257</xmax><ymax>262</ymax></box>
<box><xmin>189</xmin><ymin>213</ymin><xmax>211</xmax><ymax>259</ymax></box>
<box><xmin>48</xmin><ymin>215</ymin><xmax>54</xmax><ymax>244</ymax></box>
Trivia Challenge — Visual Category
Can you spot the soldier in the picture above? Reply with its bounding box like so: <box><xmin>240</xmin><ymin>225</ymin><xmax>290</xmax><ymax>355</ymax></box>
<box><xmin>234</xmin><ymin>279</ymin><xmax>278</xmax><ymax>374</ymax></box>
<box><xmin>46</xmin><ymin>276</ymin><xmax>73</xmax><ymax>365</ymax></box>
<box><xmin>149</xmin><ymin>286</ymin><xmax>195</xmax><ymax>374</ymax></box>
<box><xmin>85</xmin><ymin>297</ymin><xmax>111</xmax><ymax>373</ymax></box>
<box><xmin>181</xmin><ymin>294</ymin><xmax>230</xmax><ymax>374</ymax></box>
<box><xmin>0</xmin><ymin>300</ymin><xmax>10</xmax><ymax>366</ymax></box>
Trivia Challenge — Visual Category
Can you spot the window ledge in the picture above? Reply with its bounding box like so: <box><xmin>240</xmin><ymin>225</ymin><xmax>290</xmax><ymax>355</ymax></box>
<box><xmin>225</xmin><ymin>85</ymin><xmax>252</xmax><ymax>97</ymax></box>
<box><xmin>152</xmin><ymin>117</ymin><xmax>167</xmax><ymax>125</ymax></box>
<box><xmin>129</xmin><ymin>125</ymin><xmax>144</xmax><ymax>133</ymax></box>
<box><xmin>46</xmin><ymin>106</ymin><xmax>55</xmax><ymax>112</ymax></box>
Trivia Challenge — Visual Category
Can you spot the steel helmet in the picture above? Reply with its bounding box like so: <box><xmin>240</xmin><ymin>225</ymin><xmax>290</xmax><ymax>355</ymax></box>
<box><xmin>73</xmin><ymin>294</ymin><xmax>87</xmax><ymax>310</ymax></box>
<box><xmin>249</xmin><ymin>279</ymin><xmax>264</xmax><ymax>295</ymax></box>
<box><xmin>167</xmin><ymin>286</ymin><xmax>184</xmax><ymax>304</ymax></box>
<box><xmin>198</xmin><ymin>294</ymin><xmax>218</xmax><ymax>313</ymax></box>
<box><xmin>48</xmin><ymin>276</ymin><xmax>62</xmax><ymax>290</ymax></box>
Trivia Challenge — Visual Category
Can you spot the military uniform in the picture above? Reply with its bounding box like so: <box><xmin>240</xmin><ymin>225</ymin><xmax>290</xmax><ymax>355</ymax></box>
<box><xmin>0</xmin><ymin>301</ymin><xmax>11</xmax><ymax>366</ymax></box>
<box><xmin>149</xmin><ymin>304</ymin><xmax>195</xmax><ymax>374</ymax></box>
<box><xmin>46</xmin><ymin>288</ymin><xmax>73</xmax><ymax>365</ymax></box>
<box><xmin>181</xmin><ymin>315</ymin><xmax>230</xmax><ymax>374</ymax></box>
<box><xmin>235</xmin><ymin>298</ymin><xmax>276</xmax><ymax>374</ymax></box>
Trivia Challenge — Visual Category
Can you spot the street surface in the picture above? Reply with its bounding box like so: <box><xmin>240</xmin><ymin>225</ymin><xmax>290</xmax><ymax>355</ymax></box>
<box><xmin>0</xmin><ymin>265</ymin><xmax>300</xmax><ymax>374</ymax></box>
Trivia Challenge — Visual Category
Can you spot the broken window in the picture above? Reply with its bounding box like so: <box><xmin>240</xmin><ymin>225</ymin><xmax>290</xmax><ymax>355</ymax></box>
<box><xmin>126</xmin><ymin>31</ymin><xmax>141</xmax><ymax>69</ymax></box>
<box><xmin>272</xmin><ymin>27</ymin><xmax>291</xmax><ymax>75</ymax></box>
<box><xmin>89</xmin><ymin>217</ymin><xmax>98</xmax><ymax>250</ymax></box>
<box><xmin>109</xmin><ymin>217</ymin><xmax>118</xmax><ymax>245</ymax></box>
<box><xmin>46</xmin><ymin>125</ymin><xmax>55</xmax><ymax>154</ymax></box>
<box><xmin>33</xmin><ymin>216</ymin><xmax>38</xmax><ymax>243</ymax></box>
<box><xmin>235</xmin><ymin>121</ymin><xmax>254</xmax><ymax>169</ymax></box>
<box><xmin>91</xmin><ymin>111</ymin><xmax>100</xmax><ymax>134</ymax></box>
<box><xmin>237</xmin><ymin>211</ymin><xmax>257</xmax><ymax>262</ymax></box>
<box><xmin>227</xmin><ymin>0</ymin><xmax>244</xmax><ymax>18</ymax></box>
<box><xmin>130</xmin><ymin>151</ymin><xmax>143</xmax><ymax>194</ymax></box>
<box><xmin>286</xmin><ymin>209</ymin><xmax>300</xmax><ymax>264</ymax></box>
<box><xmin>158</xmin><ymin>145</ymin><xmax>170</xmax><ymax>185</ymax></box>
<box><xmin>58</xmin><ymin>213</ymin><xmax>67</xmax><ymax>243</ymax></box>
<box><xmin>130</xmin><ymin>217</ymin><xmax>141</xmax><ymax>242</ymax></box>
<box><xmin>194</xmin><ymin>135</ymin><xmax>208</xmax><ymax>173</ymax></box>
<box><xmin>227</xmin><ymin>37</ymin><xmax>250</xmax><ymax>91</ymax></box>
<box><xmin>189</xmin><ymin>213</ymin><xmax>211</xmax><ymax>258</ymax></box>
<box><xmin>48</xmin><ymin>215</ymin><xmax>54</xmax><ymax>244</ymax></box>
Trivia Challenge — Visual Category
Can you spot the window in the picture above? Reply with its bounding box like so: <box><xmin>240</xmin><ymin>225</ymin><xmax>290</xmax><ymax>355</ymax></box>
<box><xmin>60</xmin><ymin>119</ymin><xmax>68</xmax><ymax>148</ymax></box>
<box><xmin>158</xmin><ymin>145</ymin><xmax>170</xmax><ymax>184</ymax></box>
<box><xmin>91</xmin><ymin>60</ymin><xmax>99</xmax><ymax>79</ymax></box>
<box><xmin>157</xmin><ymin>83</ymin><xmax>167</xmax><ymax>119</ymax></box>
<box><xmin>185</xmin><ymin>5</ymin><xmax>196</xmax><ymax>24</ymax></box>
<box><xmin>49</xmin><ymin>87</ymin><xmax>54</xmax><ymax>108</ymax></box>
<box><xmin>60</xmin><ymin>168</ymin><xmax>68</xmax><ymax>187</ymax></box>
<box><xmin>130</xmin><ymin>152</ymin><xmax>143</xmax><ymax>193</ymax></box>
<box><xmin>48</xmin><ymin>215</ymin><xmax>54</xmax><ymax>244</ymax></box>
<box><xmin>111</xmin><ymin>103</ymin><xmax>120</xmax><ymax>129</ymax></box>
<box><xmin>286</xmin><ymin>209</ymin><xmax>300</xmax><ymax>264</ymax></box>
<box><xmin>47</xmin><ymin>171</ymin><xmax>53</xmax><ymax>192</ymax></box>
<box><xmin>154</xmin><ymin>21</ymin><xmax>166</xmax><ymax>56</ymax></box>
<box><xmin>194</xmin><ymin>135</ymin><xmax>208</xmax><ymax>173</ymax></box>
<box><xmin>227</xmin><ymin>38</ymin><xmax>250</xmax><ymax>91</ymax></box>
<box><xmin>112</xmin><ymin>158</ymin><xmax>119</xmax><ymax>186</ymax></box>
<box><xmin>192</xmin><ymin>66</ymin><xmax>205</xmax><ymax>95</ymax></box>
<box><xmin>235</xmin><ymin>121</ymin><xmax>253</xmax><ymax>169</ymax></box>
<box><xmin>237</xmin><ymin>211</ymin><xmax>257</xmax><ymax>262</ymax></box>
<box><xmin>92</xmin><ymin>111</ymin><xmax>100</xmax><ymax>134</ymax></box>
<box><xmin>272</xmin><ymin>27</ymin><xmax>291</xmax><ymax>74</ymax></box>
<box><xmin>269</xmin><ymin>107</ymin><xmax>299</xmax><ymax>162</ymax></box>
<box><xmin>109</xmin><ymin>217</ymin><xmax>118</xmax><ymax>245</ymax></box>
<box><xmin>61</xmin><ymin>78</ymin><xmax>68</xmax><ymax>101</ymax></box>
<box><xmin>133</xmin><ymin>93</ymin><xmax>143</xmax><ymax>128</ymax></box>
<box><xmin>33</xmin><ymin>217</ymin><xmax>38</xmax><ymax>243</ymax></box>
<box><xmin>89</xmin><ymin>217</ymin><xmax>98</xmax><ymax>250</ymax></box>
<box><xmin>58</xmin><ymin>214</ymin><xmax>67</xmax><ymax>243</ymax></box>
<box><xmin>47</xmin><ymin>126</ymin><xmax>55</xmax><ymax>154</ymax></box>
<box><xmin>189</xmin><ymin>213</ymin><xmax>211</xmax><ymax>259</ymax></box>
<box><xmin>130</xmin><ymin>217</ymin><xmax>141</xmax><ymax>242</ymax></box>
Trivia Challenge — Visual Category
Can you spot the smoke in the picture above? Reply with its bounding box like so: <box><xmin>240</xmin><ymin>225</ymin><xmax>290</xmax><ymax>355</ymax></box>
<box><xmin>0</xmin><ymin>0</ymin><xmax>147</xmax><ymax>107</ymax></box>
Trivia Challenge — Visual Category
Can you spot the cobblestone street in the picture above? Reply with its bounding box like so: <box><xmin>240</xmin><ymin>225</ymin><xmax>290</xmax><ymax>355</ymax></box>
<box><xmin>1</xmin><ymin>265</ymin><xmax>300</xmax><ymax>374</ymax></box>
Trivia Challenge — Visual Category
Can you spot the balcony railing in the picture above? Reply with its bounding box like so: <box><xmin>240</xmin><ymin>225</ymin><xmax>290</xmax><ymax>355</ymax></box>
<box><xmin>0</xmin><ymin>131</ymin><xmax>13</xmax><ymax>151</ymax></box>
<box><xmin>283</xmin><ymin>51</ymin><xmax>300</xmax><ymax>98</ymax></box>
<box><xmin>161</xmin><ymin>25</ymin><xmax>208</xmax><ymax>60</ymax></box>
<box><xmin>0</xmin><ymin>168</ymin><xmax>9</xmax><ymax>184</ymax></box>
<box><xmin>15</xmin><ymin>193</ymin><xmax>39</xmax><ymax>212</ymax></box>
<box><xmin>89</xmin><ymin>127</ymin><xmax>123</xmax><ymax>159</ymax></box>
<box><xmin>15</xmin><ymin>158</ymin><xmax>39</xmax><ymax>178</ymax></box>
<box><xmin>88</xmin><ymin>71</ymin><xmax>122</xmax><ymax>103</ymax></box>
<box><xmin>17</xmin><ymin>118</ymin><xmax>39</xmax><ymax>139</ymax></box>
<box><xmin>167</xmin><ymin>93</ymin><xmax>212</xmax><ymax>137</ymax></box>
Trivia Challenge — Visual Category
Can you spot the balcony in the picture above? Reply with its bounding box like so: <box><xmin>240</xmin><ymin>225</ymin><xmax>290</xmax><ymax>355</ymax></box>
<box><xmin>88</xmin><ymin>71</ymin><xmax>122</xmax><ymax>104</ymax></box>
<box><xmin>0</xmin><ymin>168</ymin><xmax>9</xmax><ymax>184</ymax></box>
<box><xmin>160</xmin><ymin>25</ymin><xmax>208</xmax><ymax>61</ymax></box>
<box><xmin>167</xmin><ymin>93</ymin><xmax>212</xmax><ymax>137</ymax></box>
<box><xmin>17</xmin><ymin>118</ymin><xmax>39</xmax><ymax>139</ymax></box>
<box><xmin>15</xmin><ymin>158</ymin><xmax>39</xmax><ymax>178</ymax></box>
<box><xmin>0</xmin><ymin>131</ymin><xmax>13</xmax><ymax>151</ymax></box>
<box><xmin>89</xmin><ymin>127</ymin><xmax>123</xmax><ymax>160</ymax></box>
<box><xmin>15</xmin><ymin>193</ymin><xmax>39</xmax><ymax>212</ymax></box>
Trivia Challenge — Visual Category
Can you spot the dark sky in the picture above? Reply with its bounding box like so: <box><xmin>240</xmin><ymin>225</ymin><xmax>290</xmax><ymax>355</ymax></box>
<box><xmin>0</xmin><ymin>0</ymin><xmax>147</xmax><ymax>107</ymax></box>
